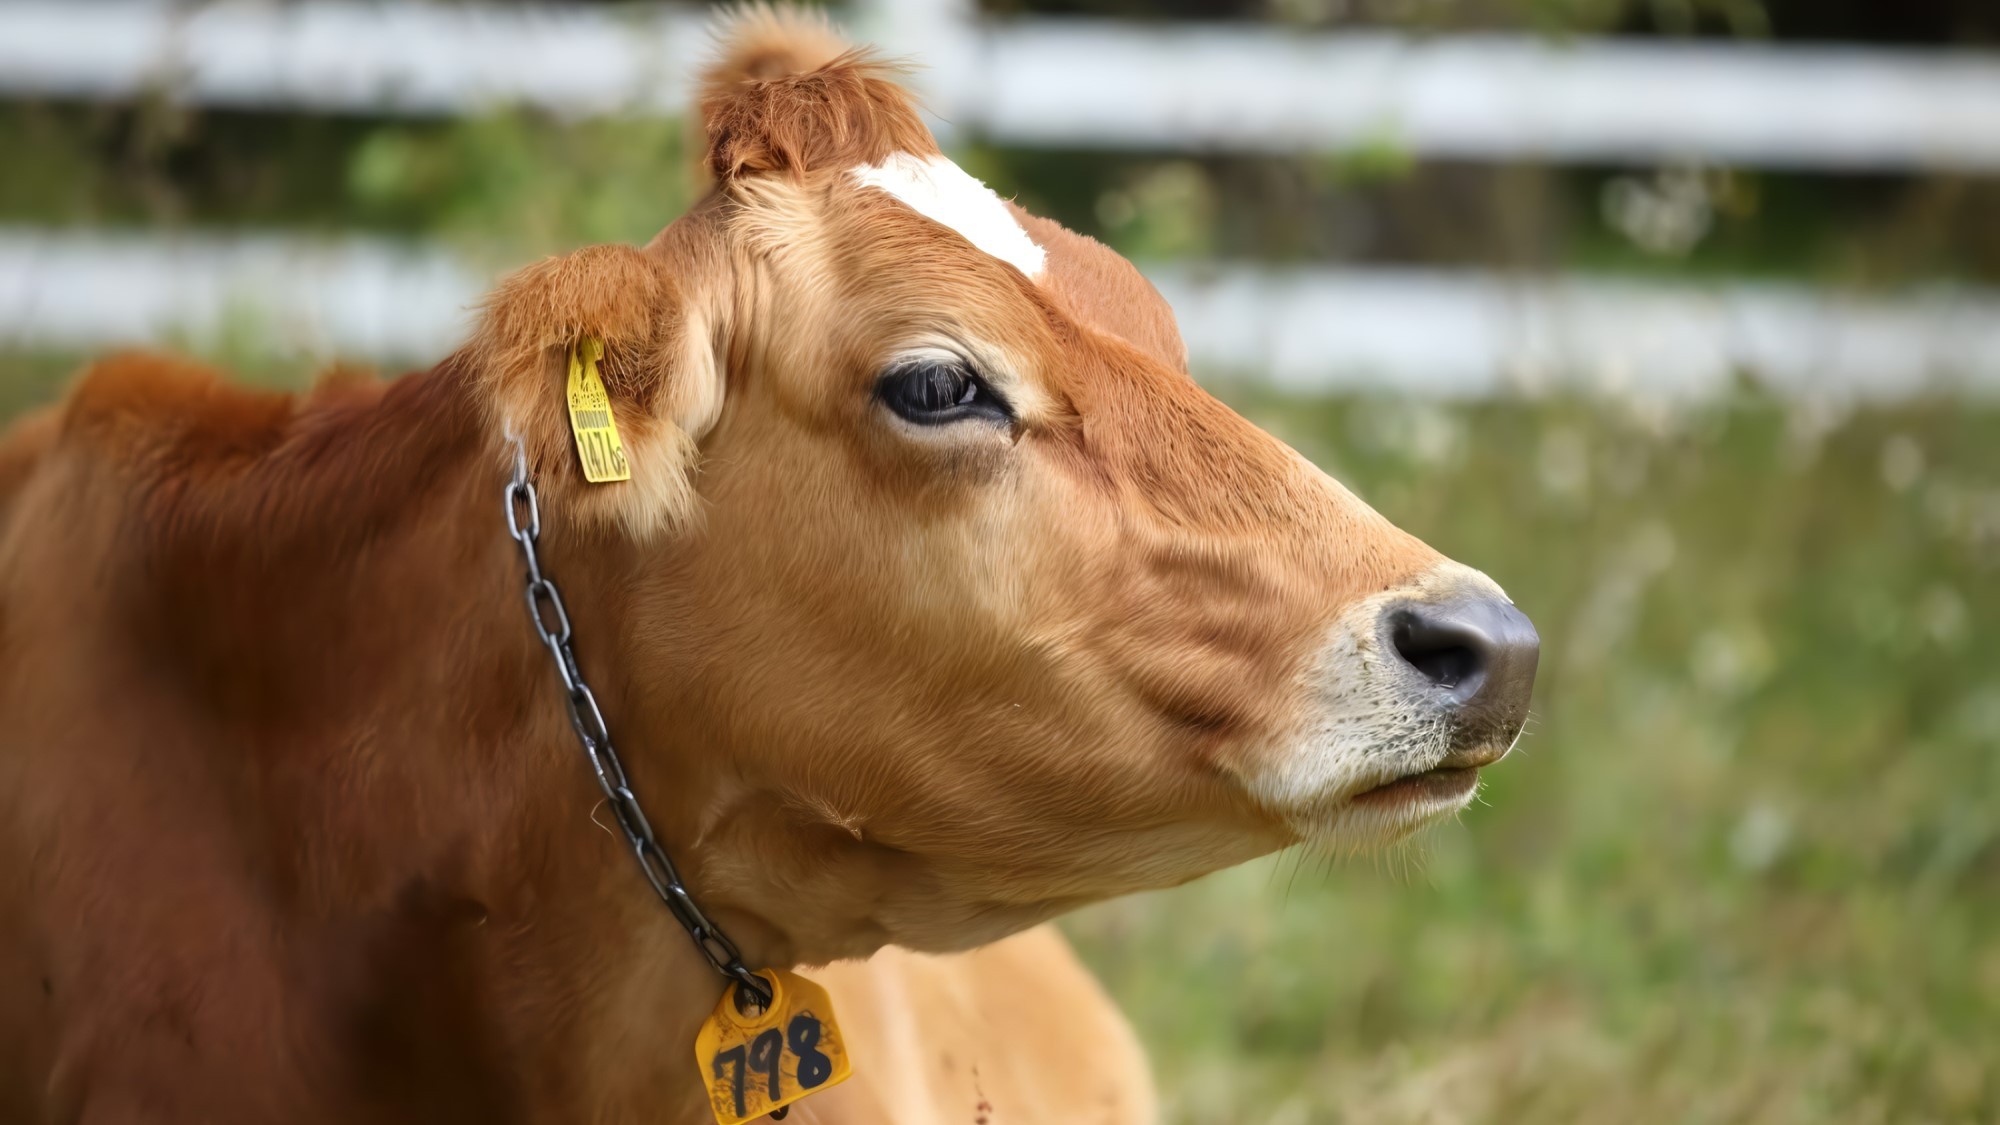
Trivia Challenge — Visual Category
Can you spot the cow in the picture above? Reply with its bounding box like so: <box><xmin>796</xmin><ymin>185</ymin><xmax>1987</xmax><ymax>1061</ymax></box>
<box><xmin>0</xmin><ymin>8</ymin><xmax>1539</xmax><ymax>1124</ymax></box>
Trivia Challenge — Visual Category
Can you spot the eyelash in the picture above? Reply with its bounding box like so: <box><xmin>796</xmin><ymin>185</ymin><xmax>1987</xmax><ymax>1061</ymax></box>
<box><xmin>875</xmin><ymin>359</ymin><xmax>1014</xmax><ymax>427</ymax></box>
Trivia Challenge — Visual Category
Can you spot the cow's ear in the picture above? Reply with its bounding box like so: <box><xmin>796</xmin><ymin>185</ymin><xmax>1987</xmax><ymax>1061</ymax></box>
<box><xmin>468</xmin><ymin>243</ymin><xmax>723</xmax><ymax>539</ymax></box>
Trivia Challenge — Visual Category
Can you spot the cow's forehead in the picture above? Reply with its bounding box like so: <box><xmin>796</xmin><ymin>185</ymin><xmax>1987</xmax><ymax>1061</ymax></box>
<box><xmin>1008</xmin><ymin>207</ymin><xmax>1189</xmax><ymax>373</ymax></box>
<box><xmin>851</xmin><ymin>154</ymin><xmax>1047</xmax><ymax>279</ymax></box>
<box><xmin>843</xmin><ymin>152</ymin><xmax>1188</xmax><ymax>372</ymax></box>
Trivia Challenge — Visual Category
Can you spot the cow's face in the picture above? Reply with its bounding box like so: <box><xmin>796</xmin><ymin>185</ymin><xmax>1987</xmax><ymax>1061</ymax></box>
<box><xmin>475</xmin><ymin>14</ymin><xmax>1537</xmax><ymax>962</ymax></box>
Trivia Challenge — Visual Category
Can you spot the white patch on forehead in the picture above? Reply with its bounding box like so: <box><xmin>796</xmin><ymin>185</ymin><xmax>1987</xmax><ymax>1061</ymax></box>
<box><xmin>850</xmin><ymin>152</ymin><xmax>1046</xmax><ymax>279</ymax></box>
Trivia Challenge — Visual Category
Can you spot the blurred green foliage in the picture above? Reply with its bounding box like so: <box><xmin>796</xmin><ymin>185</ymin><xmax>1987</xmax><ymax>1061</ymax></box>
<box><xmin>7</xmin><ymin>98</ymin><xmax>1999</xmax><ymax>283</ymax></box>
<box><xmin>0</xmin><ymin>103</ymin><xmax>691</xmax><ymax>261</ymax></box>
<box><xmin>344</xmin><ymin>113</ymin><xmax>694</xmax><ymax>257</ymax></box>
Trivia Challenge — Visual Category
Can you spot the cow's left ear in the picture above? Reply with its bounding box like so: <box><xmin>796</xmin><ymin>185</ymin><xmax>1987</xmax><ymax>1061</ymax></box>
<box><xmin>468</xmin><ymin>243</ymin><xmax>723</xmax><ymax>539</ymax></box>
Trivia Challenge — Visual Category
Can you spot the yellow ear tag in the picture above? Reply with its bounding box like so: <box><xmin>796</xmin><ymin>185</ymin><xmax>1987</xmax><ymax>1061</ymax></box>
<box><xmin>565</xmin><ymin>337</ymin><xmax>630</xmax><ymax>483</ymax></box>
<box><xmin>695</xmin><ymin>969</ymin><xmax>852</xmax><ymax>1125</ymax></box>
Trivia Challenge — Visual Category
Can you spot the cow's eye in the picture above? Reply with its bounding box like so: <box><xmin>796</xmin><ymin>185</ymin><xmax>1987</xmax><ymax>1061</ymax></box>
<box><xmin>877</xmin><ymin>359</ymin><xmax>1012</xmax><ymax>427</ymax></box>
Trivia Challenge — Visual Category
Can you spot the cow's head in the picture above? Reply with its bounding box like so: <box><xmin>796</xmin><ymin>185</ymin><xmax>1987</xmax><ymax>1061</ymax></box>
<box><xmin>471</xmin><ymin>9</ymin><xmax>1538</xmax><ymax>962</ymax></box>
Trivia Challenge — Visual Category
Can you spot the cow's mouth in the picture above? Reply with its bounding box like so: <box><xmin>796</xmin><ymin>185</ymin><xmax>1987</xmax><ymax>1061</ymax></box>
<box><xmin>1350</xmin><ymin>732</ymin><xmax>1516</xmax><ymax>808</ymax></box>
<box><xmin>1350</xmin><ymin>764</ymin><xmax>1481</xmax><ymax>806</ymax></box>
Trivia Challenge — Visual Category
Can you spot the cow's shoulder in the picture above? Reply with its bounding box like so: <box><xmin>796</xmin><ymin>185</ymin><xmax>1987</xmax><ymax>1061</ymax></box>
<box><xmin>4</xmin><ymin>353</ymin><xmax>488</xmax><ymax>558</ymax></box>
<box><xmin>0</xmin><ymin>352</ymin><xmax>331</xmax><ymax>517</ymax></box>
<box><xmin>50</xmin><ymin>352</ymin><xmax>410</xmax><ymax>481</ymax></box>
<box><xmin>65</xmin><ymin>351</ymin><xmax>297</xmax><ymax>451</ymax></box>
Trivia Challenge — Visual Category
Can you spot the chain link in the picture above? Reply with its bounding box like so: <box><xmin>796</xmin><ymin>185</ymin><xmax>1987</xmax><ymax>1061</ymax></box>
<box><xmin>503</xmin><ymin>439</ymin><xmax>773</xmax><ymax>1012</ymax></box>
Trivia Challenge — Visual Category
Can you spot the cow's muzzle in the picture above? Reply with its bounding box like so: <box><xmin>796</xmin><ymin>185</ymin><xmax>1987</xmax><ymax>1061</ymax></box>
<box><xmin>1386</xmin><ymin>592</ymin><xmax>1541</xmax><ymax>763</ymax></box>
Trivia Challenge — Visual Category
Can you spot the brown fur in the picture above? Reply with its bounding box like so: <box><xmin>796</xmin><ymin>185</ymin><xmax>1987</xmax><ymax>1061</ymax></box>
<box><xmin>0</xmin><ymin>9</ymin><xmax>1498</xmax><ymax>1125</ymax></box>
<box><xmin>1010</xmin><ymin>206</ymin><xmax>1190</xmax><ymax>373</ymax></box>
<box><xmin>700</xmin><ymin>26</ymin><xmax>936</xmax><ymax>182</ymax></box>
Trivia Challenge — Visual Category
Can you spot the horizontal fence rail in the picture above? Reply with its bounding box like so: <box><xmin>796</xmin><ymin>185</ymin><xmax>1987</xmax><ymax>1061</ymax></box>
<box><xmin>0</xmin><ymin>1</ymin><xmax>711</xmax><ymax>117</ymax></box>
<box><xmin>4</xmin><ymin>228</ymin><xmax>1994</xmax><ymax>399</ymax></box>
<box><xmin>2</xmin><ymin>1</ymin><xmax>1999</xmax><ymax>169</ymax></box>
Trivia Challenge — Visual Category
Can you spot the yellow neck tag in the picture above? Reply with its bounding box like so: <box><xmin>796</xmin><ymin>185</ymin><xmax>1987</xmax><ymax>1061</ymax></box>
<box><xmin>695</xmin><ymin>969</ymin><xmax>852</xmax><ymax>1125</ymax></box>
<box><xmin>565</xmin><ymin>337</ymin><xmax>630</xmax><ymax>483</ymax></box>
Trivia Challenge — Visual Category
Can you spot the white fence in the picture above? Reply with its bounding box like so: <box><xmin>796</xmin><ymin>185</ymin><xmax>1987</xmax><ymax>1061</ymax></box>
<box><xmin>3</xmin><ymin>1</ymin><xmax>2000</xmax><ymax>169</ymax></box>
<box><xmin>5</xmin><ymin>228</ymin><xmax>1994</xmax><ymax>399</ymax></box>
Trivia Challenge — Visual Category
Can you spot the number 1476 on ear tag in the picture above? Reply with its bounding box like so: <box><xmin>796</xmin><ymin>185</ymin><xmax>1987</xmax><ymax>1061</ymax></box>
<box><xmin>695</xmin><ymin>969</ymin><xmax>852</xmax><ymax>1125</ymax></box>
<box><xmin>565</xmin><ymin>337</ymin><xmax>630</xmax><ymax>483</ymax></box>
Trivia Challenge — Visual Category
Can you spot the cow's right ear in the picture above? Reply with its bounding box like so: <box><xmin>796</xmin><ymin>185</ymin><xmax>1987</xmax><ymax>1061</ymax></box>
<box><xmin>468</xmin><ymin>242</ymin><xmax>724</xmax><ymax>540</ymax></box>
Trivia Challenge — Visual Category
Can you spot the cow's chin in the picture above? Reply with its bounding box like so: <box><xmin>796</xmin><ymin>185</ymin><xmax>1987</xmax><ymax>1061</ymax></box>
<box><xmin>1310</xmin><ymin>757</ymin><xmax>1489</xmax><ymax>848</ymax></box>
<box><xmin>1256</xmin><ymin>745</ymin><xmax>1483</xmax><ymax>851</ymax></box>
<box><xmin>1243</xmin><ymin>687</ymin><xmax>1482</xmax><ymax>850</ymax></box>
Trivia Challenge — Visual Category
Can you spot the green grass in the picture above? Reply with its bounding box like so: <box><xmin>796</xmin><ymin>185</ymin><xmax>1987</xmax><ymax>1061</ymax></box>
<box><xmin>1063</xmin><ymin>389</ymin><xmax>2000</xmax><ymax>1123</ymax></box>
<box><xmin>6</xmin><ymin>346</ymin><xmax>1994</xmax><ymax>1122</ymax></box>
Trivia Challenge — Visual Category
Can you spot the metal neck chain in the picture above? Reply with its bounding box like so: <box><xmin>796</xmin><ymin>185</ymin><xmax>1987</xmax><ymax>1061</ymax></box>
<box><xmin>503</xmin><ymin>438</ymin><xmax>773</xmax><ymax>1011</ymax></box>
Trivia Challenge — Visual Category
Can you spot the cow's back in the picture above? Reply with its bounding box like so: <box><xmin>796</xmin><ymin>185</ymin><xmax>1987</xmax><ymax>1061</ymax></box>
<box><xmin>0</xmin><ymin>355</ymin><xmax>284</xmax><ymax>1121</ymax></box>
<box><xmin>0</xmin><ymin>353</ymin><xmax>503</xmax><ymax>1124</ymax></box>
<box><xmin>0</xmin><ymin>402</ymin><xmax>60</xmax><ymax>1121</ymax></box>
<box><xmin>0</xmin><ymin>373</ymin><xmax>142</xmax><ymax>1121</ymax></box>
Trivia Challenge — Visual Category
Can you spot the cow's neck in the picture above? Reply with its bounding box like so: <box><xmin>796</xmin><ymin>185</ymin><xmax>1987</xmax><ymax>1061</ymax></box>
<box><xmin>236</xmin><ymin>361</ymin><xmax>764</xmax><ymax>1122</ymax></box>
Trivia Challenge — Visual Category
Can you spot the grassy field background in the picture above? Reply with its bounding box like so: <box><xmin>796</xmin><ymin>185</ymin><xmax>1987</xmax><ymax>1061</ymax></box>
<box><xmin>7</xmin><ymin>343</ymin><xmax>1994</xmax><ymax>1122</ymax></box>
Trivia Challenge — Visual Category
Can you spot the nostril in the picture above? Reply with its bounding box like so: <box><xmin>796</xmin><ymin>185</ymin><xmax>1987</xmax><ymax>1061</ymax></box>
<box><xmin>1386</xmin><ymin>595</ymin><xmax>1541</xmax><ymax>735</ymax></box>
<box><xmin>1390</xmin><ymin>609</ymin><xmax>1492</xmax><ymax>697</ymax></box>
<box><xmin>1400</xmin><ymin>638</ymin><xmax>1479</xmax><ymax>690</ymax></box>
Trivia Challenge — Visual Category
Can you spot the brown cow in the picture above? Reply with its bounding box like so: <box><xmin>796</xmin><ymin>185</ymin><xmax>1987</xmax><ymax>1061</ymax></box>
<box><xmin>0</xmin><ymin>9</ymin><xmax>1538</xmax><ymax>1124</ymax></box>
